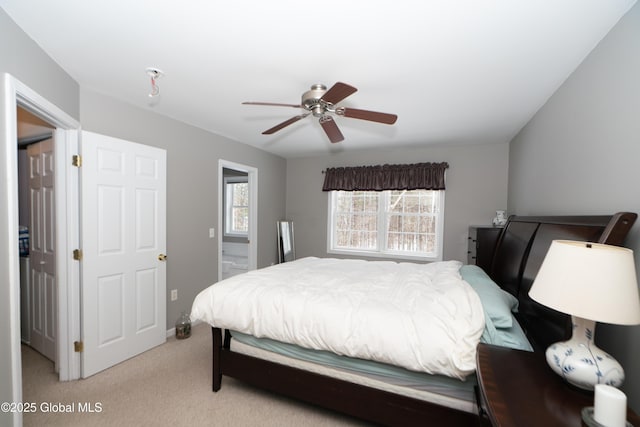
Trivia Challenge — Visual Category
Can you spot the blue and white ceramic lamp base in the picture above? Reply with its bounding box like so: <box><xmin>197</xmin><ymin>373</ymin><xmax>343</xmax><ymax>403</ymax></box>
<box><xmin>545</xmin><ymin>316</ymin><xmax>624</xmax><ymax>390</ymax></box>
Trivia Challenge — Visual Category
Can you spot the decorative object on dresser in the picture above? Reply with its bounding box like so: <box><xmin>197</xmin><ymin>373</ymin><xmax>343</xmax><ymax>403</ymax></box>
<box><xmin>468</xmin><ymin>225</ymin><xmax>503</xmax><ymax>273</ymax></box>
<box><xmin>492</xmin><ymin>210</ymin><xmax>507</xmax><ymax>227</ymax></box>
<box><xmin>529</xmin><ymin>240</ymin><xmax>640</xmax><ymax>390</ymax></box>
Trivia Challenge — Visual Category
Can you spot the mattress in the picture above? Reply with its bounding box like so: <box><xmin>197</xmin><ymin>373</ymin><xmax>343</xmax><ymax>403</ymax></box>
<box><xmin>229</xmin><ymin>330</ymin><xmax>479</xmax><ymax>413</ymax></box>
<box><xmin>192</xmin><ymin>257</ymin><xmax>485</xmax><ymax>380</ymax></box>
<box><xmin>192</xmin><ymin>257</ymin><xmax>534</xmax><ymax>412</ymax></box>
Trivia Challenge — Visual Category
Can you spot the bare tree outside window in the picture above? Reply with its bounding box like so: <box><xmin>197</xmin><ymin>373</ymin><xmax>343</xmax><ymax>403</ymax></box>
<box><xmin>329</xmin><ymin>189</ymin><xmax>444</xmax><ymax>260</ymax></box>
<box><xmin>386</xmin><ymin>190</ymin><xmax>437</xmax><ymax>253</ymax></box>
<box><xmin>225</xmin><ymin>181</ymin><xmax>249</xmax><ymax>236</ymax></box>
<box><xmin>335</xmin><ymin>192</ymin><xmax>378</xmax><ymax>249</ymax></box>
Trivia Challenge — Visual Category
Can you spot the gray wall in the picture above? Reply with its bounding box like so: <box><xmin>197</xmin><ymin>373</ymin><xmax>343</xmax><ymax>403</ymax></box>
<box><xmin>1</xmin><ymin>8</ymin><xmax>286</xmax><ymax>426</ymax></box>
<box><xmin>0</xmin><ymin>10</ymin><xmax>79</xmax><ymax>120</ymax></box>
<box><xmin>508</xmin><ymin>2</ymin><xmax>640</xmax><ymax>411</ymax></box>
<box><xmin>286</xmin><ymin>142</ymin><xmax>509</xmax><ymax>263</ymax></box>
<box><xmin>0</xmin><ymin>8</ymin><xmax>80</xmax><ymax>427</ymax></box>
<box><xmin>80</xmin><ymin>89</ymin><xmax>287</xmax><ymax>329</ymax></box>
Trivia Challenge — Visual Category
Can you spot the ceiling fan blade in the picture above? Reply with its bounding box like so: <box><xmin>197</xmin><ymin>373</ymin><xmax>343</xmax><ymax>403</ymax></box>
<box><xmin>321</xmin><ymin>82</ymin><xmax>357</xmax><ymax>105</ymax></box>
<box><xmin>262</xmin><ymin>113</ymin><xmax>310</xmax><ymax>135</ymax></box>
<box><xmin>319</xmin><ymin>116</ymin><xmax>344</xmax><ymax>143</ymax></box>
<box><xmin>338</xmin><ymin>107</ymin><xmax>398</xmax><ymax>125</ymax></box>
<box><xmin>243</xmin><ymin>101</ymin><xmax>302</xmax><ymax>108</ymax></box>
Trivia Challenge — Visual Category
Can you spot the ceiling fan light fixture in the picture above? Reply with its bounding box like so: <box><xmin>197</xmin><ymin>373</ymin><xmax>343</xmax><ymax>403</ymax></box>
<box><xmin>301</xmin><ymin>84</ymin><xmax>328</xmax><ymax>114</ymax></box>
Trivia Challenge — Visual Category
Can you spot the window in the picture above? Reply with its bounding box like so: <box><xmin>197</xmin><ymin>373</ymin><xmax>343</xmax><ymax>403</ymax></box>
<box><xmin>328</xmin><ymin>189</ymin><xmax>444</xmax><ymax>261</ymax></box>
<box><xmin>224</xmin><ymin>177</ymin><xmax>249</xmax><ymax>236</ymax></box>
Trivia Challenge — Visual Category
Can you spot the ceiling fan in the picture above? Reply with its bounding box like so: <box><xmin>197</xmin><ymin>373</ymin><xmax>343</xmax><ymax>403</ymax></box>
<box><xmin>242</xmin><ymin>82</ymin><xmax>398</xmax><ymax>143</ymax></box>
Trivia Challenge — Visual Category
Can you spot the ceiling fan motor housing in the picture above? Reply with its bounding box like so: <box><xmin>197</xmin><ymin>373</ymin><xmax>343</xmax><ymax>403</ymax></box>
<box><xmin>302</xmin><ymin>84</ymin><xmax>329</xmax><ymax>117</ymax></box>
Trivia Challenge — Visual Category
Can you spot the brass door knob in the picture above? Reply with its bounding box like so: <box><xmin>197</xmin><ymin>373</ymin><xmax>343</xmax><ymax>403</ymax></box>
<box><xmin>158</xmin><ymin>254</ymin><xmax>167</xmax><ymax>261</ymax></box>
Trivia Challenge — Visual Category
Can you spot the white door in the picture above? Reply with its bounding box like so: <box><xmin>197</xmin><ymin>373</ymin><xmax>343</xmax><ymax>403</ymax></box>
<box><xmin>27</xmin><ymin>137</ymin><xmax>57</xmax><ymax>363</ymax></box>
<box><xmin>80</xmin><ymin>131</ymin><xmax>166</xmax><ymax>378</ymax></box>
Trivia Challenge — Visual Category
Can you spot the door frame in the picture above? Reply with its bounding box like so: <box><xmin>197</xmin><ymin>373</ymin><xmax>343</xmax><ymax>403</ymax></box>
<box><xmin>218</xmin><ymin>159</ymin><xmax>258</xmax><ymax>281</ymax></box>
<box><xmin>1</xmin><ymin>74</ymin><xmax>81</xmax><ymax>422</ymax></box>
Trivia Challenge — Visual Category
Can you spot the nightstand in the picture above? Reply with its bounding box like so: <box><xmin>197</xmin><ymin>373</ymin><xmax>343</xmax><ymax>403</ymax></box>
<box><xmin>476</xmin><ymin>343</ymin><xmax>640</xmax><ymax>427</ymax></box>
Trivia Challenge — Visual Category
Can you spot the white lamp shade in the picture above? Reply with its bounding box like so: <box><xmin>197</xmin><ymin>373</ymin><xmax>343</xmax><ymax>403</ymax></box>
<box><xmin>529</xmin><ymin>240</ymin><xmax>640</xmax><ymax>325</ymax></box>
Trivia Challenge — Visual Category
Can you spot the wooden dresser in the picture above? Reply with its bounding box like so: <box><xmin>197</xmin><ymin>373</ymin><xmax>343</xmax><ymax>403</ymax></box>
<box><xmin>468</xmin><ymin>226</ymin><xmax>502</xmax><ymax>272</ymax></box>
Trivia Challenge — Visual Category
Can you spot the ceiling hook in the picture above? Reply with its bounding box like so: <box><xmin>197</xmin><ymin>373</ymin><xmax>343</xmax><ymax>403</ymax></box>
<box><xmin>146</xmin><ymin>67</ymin><xmax>164</xmax><ymax>98</ymax></box>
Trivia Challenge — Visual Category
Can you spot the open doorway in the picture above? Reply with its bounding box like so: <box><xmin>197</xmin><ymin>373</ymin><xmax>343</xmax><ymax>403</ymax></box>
<box><xmin>17</xmin><ymin>107</ymin><xmax>57</xmax><ymax>365</ymax></box>
<box><xmin>221</xmin><ymin>167</ymin><xmax>249</xmax><ymax>279</ymax></box>
<box><xmin>218</xmin><ymin>160</ymin><xmax>258</xmax><ymax>282</ymax></box>
<box><xmin>1</xmin><ymin>75</ymin><xmax>82</xmax><ymax>427</ymax></box>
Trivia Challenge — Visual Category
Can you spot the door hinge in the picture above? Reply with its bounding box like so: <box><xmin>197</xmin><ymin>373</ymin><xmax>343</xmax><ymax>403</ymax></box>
<box><xmin>72</xmin><ymin>154</ymin><xmax>82</xmax><ymax>167</ymax></box>
<box><xmin>74</xmin><ymin>341</ymin><xmax>84</xmax><ymax>353</ymax></box>
<box><xmin>73</xmin><ymin>249</ymin><xmax>83</xmax><ymax>261</ymax></box>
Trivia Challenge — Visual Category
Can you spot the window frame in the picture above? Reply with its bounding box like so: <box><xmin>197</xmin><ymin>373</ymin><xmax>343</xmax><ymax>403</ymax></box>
<box><xmin>224</xmin><ymin>176</ymin><xmax>249</xmax><ymax>238</ymax></box>
<box><xmin>327</xmin><ymin>190</ymin><xmax>445</xmax><ymax>261</ymax></box>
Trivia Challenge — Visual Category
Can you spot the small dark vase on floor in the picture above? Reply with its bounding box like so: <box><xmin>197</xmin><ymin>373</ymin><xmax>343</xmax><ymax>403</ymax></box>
<box><xmin>175</xmin><ymin>312</ymin><xmax>191</xmax><ymax>339</ymax></box>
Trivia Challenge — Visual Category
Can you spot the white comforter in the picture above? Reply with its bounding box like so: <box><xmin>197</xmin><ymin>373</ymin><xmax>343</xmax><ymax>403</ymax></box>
<box><xmin>191</xmin><ymin>257</ymin><xmax>485</xmax><ymax>379</ymax></box>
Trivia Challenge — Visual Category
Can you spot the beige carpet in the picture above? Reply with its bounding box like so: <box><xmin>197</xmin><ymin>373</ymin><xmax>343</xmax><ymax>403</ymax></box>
<box><xmin>21</xmin><ymin>323</ymin><xmax>370</xmax><ymax>427</ymax></box>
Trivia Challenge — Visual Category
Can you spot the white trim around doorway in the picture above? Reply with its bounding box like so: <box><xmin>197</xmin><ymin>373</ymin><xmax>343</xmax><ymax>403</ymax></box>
<box><xmin>1</xmin><ymin>74</ymin><xmax>81</xmax><ymax>427</ymax></box>
<box><xmin>218</xmin><ymin>159</ymin><xmax>258</xmax><ymax>282</ymax></box>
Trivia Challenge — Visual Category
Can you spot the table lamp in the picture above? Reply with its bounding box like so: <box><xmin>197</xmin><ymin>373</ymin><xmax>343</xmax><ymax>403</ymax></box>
<box><xmin>529</xmin><ymin>240</ymin><xmax>640</xmax><ymax>390</ymax></box>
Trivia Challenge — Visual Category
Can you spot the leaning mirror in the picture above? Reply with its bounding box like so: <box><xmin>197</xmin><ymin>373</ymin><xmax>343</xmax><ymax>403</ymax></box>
<box><xmin>277</xmin><ymin>220</ymin><xmax>295</xmax><ymax>263</ymax></box>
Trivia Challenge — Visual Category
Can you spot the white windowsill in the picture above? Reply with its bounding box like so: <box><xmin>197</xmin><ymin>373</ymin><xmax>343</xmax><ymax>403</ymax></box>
<box><xmin>327</xmin><ymin>248</ymin><xmax>441</xmax><ymax>263</ymax></box>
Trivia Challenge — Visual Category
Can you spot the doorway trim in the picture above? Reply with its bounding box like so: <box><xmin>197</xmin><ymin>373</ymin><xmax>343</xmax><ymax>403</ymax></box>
<box><xmin>218</xmin><ymin>159</ymin><xmax>258</xmax><ymax>282</ymax></box>
<box><xmin>1</xmin><ymin>74</ymin><xmax>81</xmax><ymax>423</ymax></box>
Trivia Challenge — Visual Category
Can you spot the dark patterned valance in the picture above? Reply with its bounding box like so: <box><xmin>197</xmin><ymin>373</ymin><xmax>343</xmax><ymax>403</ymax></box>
<box><xmin>322</xmin><ymin>162</ymin><xmax>449</xmax><ymax>191</ymax></box>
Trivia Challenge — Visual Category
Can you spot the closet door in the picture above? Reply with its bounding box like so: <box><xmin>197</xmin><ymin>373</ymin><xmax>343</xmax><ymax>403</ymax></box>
<box><xmin>27</xmin><ymin>138</ymin><xmax>57</xmax><ymax>362</ymax></box>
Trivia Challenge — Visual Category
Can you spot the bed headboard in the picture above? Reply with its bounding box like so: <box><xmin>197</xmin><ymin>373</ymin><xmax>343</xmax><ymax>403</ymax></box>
<box><xmin>488</xmin><ymin>212</ymin><xmax>637</xmax><ymax>352</ymax></box>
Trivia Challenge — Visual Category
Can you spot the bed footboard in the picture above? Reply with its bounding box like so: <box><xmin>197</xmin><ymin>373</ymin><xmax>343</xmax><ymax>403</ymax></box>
<box><xmin>210</xmin><ymin>327</ymin><xmax>480</xmax><ymax>426</ymax></box>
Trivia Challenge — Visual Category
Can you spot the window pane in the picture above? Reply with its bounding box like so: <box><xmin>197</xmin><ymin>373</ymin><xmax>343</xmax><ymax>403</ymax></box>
<box><xmin>232</xmin><ymin>207</ymin><xmax>248</xmax><ymax>232</ymax></box>
<box><xmin>420</xmin><ymin>216</ymin><xmax>436</xmax><ymax>233</ymax></box>
<box><xmin>330</xmin><ymin>189</ymin><xmax>442</xmax><ymax>259</ymax></box>
<box><xmin>385</xmin><ymin>190</ymin><xmax>438</xmax><ymax>254</ymax></box>
<box><xmin>389</xmin><ymin>191</ymin><xmax>405</xmax><ymax>213</ymax></box>
<box><xmin>226</xmin><ymin>181</ymin><xmax>249</xmax><ymax>235</ymax></box>
<box><xmin>333</xmin><ymin>191</ymin><xmax>379</xmax><ymax>250</ymax></box>
<box><xmin>233</xmin><ymin>183</ymin><xmax>248</xmax><ymax>205</ymax></box>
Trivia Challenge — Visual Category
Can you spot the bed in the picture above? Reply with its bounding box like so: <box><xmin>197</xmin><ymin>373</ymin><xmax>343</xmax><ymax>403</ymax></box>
<box><xmin>191</xmin><ymin>212</ymin><xmax>636</xmax><ymax>426</ymax></box>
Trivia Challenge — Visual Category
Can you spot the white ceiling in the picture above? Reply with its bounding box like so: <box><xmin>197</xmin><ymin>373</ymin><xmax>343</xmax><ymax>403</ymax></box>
<box><xmin>1</xmin><ymin>0</ymin><xmax>636</xmax><ymax>158</ymax></box>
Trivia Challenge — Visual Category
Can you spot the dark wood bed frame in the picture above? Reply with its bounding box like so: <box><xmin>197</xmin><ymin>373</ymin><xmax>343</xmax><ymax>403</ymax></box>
<box><xmin>210</xmin><ymin>212</ymin><xmax>636</xmax><ymax>426</ymax></box>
